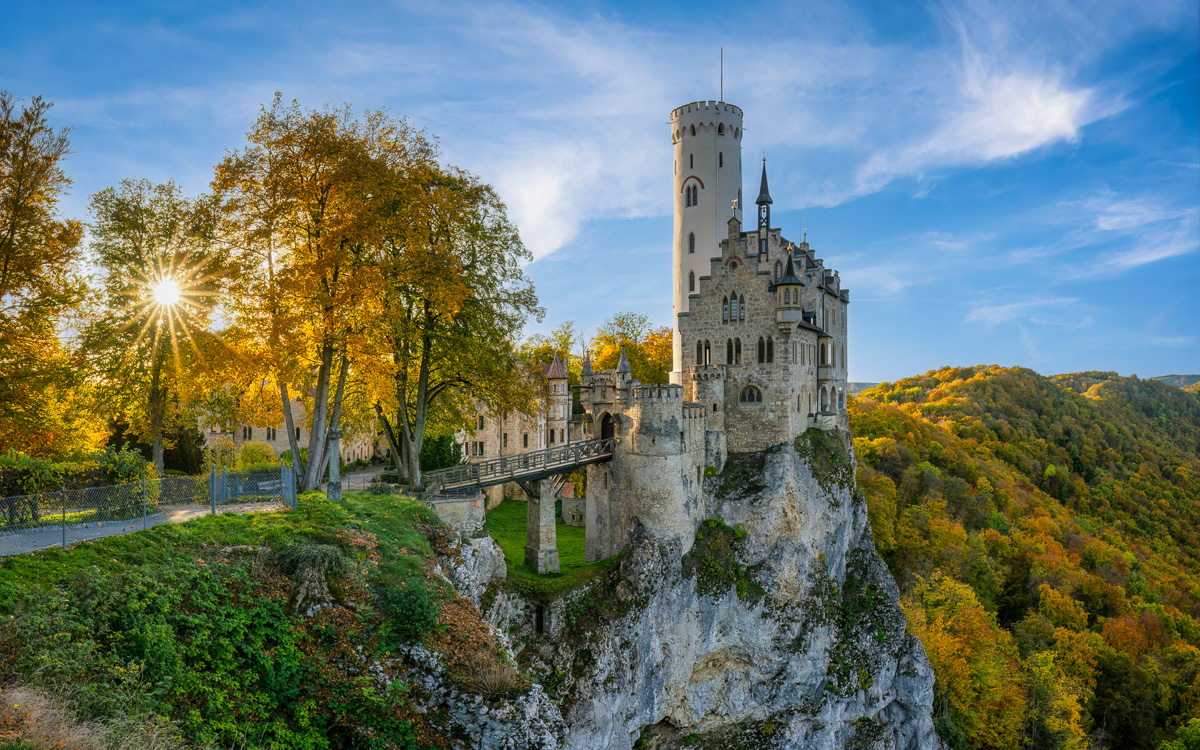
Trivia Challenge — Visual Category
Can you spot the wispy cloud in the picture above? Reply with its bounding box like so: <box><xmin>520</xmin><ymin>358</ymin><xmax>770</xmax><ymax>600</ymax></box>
<box><xmin>966</xmin><ymin>297</ymin><xmax>1079</xmax><ymax>326</ymax></box>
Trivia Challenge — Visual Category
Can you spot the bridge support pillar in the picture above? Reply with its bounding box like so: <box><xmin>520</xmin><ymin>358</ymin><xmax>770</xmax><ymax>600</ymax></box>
<box><xmin>524</xmin><ymin>479</ymin><xmax>560</xmax><ymax>574</ymax></box>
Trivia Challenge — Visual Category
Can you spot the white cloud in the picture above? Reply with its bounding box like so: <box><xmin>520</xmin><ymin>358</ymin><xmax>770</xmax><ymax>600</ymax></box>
<box><xmin>966</xmin><ymin>297</ymin><xmax>1078</xmax><ymax>326</ymax></box>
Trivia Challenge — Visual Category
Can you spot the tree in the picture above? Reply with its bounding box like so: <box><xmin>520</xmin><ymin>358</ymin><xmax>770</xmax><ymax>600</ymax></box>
<box><xmin>522</xmin><ymin>320</ymin><xmax>582</xmax><ymax>382</ymax></box>
<box><xmin>0</xmin><ymin>93</ymin><xmax>92</xmax><ymax>455</ymax></box>
<box><xmin>84</xmin><ymin>178</ymin><xmax>223</xmax><ymax>473</ymax></box>
<box><xmin>590</xmin><ymin>312</ymin><xmax>671</xmax><ymax>384</ymax></box>
<box><xmin>365</xmin><ymin>162</ymin><xmax>541</xmax><ymax>489</ymax></box>
<box><xmin>213</xmin><ymin>95</ymin><xmax>402</xmax><ymax>491</ymax></box>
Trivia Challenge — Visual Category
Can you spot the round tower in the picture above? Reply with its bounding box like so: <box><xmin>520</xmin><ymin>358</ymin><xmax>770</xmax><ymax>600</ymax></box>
<box><xmin>670</xmin><ymin>100</ymin><xmax>744</xmax><ymax>384</ymax></box>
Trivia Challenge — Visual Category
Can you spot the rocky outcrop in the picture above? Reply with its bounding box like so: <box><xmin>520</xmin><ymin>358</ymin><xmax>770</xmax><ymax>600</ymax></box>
<box><xmin>474</xmin><ymin>434</ymin><xmax>942</xmax><ymax>750</ymax></box>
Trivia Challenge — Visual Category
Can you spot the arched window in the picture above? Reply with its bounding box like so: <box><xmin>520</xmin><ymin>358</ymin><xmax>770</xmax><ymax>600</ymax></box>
<box><xmin>757</xmin><ymin>337</ymin><xmax>765</xmax><ymax>363</ymax></box>
<box><xmin>775</xmin><ymin>261</ymin><xmax>782</xmax><ymax>280</ymax></box>
<box><xmin>689</xmin><ymin>124</ymin><xmax>695</xmax><ymax>136</ymax></box>
<box><xmin>739</xmin><ymin>295</ymin><xmax>745</xmax><ymax>321</ymax></box>
<box><xmin>821</xmin><ymin>388</ymin><xmax>828</xmax><ymax>412</ymax></box>
<box><xmin>718</xmin><ymin>123</ymin><xmax>724</xmax><ymax>135</ymax></box>
<box><xmin>691</xmin><ymin>185</ymin><xmax>699</xmax><ymax>205</ymax></box>
<box><xmin>839</xmin><ymin>390</ymin><xmax>845</xmax><ymax>410</ymax></box>
<box><xmin>685</xmin><ymin>188</ymin><xmax>690</xmax><ymax>208</ymax></box>
<box><xmin>734</xmin><ymin>337</ymin><xmax>742</xmax><ymax>364</ymax></box>
<box><xmin>735</xmin><ymin>127</ymin><xmax>740</xmax><ymax>139</ymax></box>
<box><xmin>688</xmin><ymin>271</ymin><xmax>695</xmax><ymax>292</ymax></box>
<box><xmin>722</xmin><ymin>296</ymin><xmax>729</xmax><ymax>323</ymax></box>
<box><xmin>688</xmin><ymin>232</ymin><xmax>695</xmax><ymax>254</ymax></box>
<box><xmin>704</xmin><ymin>340</ymin><xmax>711</xmax><ymax>364</ymax></box>
<box><xmin>767</xmin><ymin>337</ymin><xmax>774</xmax><ymax>364</ymax></box>
<box><xmin>820</xmin><ymin>343</ymin><xmax>827</xmax><ymax>365</ymax></box>
<box><xmin>726</xmin><ymin>339</ymin><xmax>733</xmax><ymax>364</ymax></box>
<box><xmin>739</xmin><ymin>385</ymin><xmax>762</xmax><ymax>404</ymax></box>
<box><xmin>696</xmin><ymin>340</ymin><xmax>703</xmax><ymax>364</ymax></box>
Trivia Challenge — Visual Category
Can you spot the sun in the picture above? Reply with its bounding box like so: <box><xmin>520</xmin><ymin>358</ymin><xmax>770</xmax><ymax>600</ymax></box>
<box><xmin>152</xmin><ymin>278</ymin><xmax>181</xmax><ymax>307</ymax></box>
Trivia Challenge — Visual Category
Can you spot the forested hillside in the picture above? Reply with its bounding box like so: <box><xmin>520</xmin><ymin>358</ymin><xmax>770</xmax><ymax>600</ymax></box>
<box><xmin>850</xmin><ymin>367</ymin><xmax>1200</xmax><ymax>750</ymax></box>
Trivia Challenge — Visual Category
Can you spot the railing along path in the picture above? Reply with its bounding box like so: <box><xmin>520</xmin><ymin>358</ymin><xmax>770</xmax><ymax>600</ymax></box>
<box><xmin>424</xmin><ymin>438</ymin><xmax>615</xmax><ymax>491</ymax></box>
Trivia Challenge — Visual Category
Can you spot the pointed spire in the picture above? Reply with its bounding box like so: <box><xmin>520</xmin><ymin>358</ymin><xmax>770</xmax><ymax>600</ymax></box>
<box><xmin>617</xmin><ymin>345</ymin><xmax>631</xmax><ymax>374</ymax></box>
<box><xmin>581</xmin><ymin>352</ymin><xmax>593</xmax><ymax>377</ymax></box>
<box><xmin>545</xmin><ymin>354</ymin><xmax>568</xmax><ymax>380</ymax></box>
<box><xmin>755</xmin><ymin>159</ymin><xmax>773</xmax><ymax>206</ymax></box>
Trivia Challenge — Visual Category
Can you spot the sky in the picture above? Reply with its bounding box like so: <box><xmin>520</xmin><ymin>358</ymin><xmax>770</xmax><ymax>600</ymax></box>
<box><xmin>4</xmin><ymin>0</ymin><xmax>1197</xmax><ymax>383</ymax></box>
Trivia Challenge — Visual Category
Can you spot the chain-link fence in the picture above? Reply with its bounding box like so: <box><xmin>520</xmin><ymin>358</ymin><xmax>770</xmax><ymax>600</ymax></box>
<box><xmin>0</xmin><ymin>462</ymin><xmax>297</xmax><ymax>557</ymax></box>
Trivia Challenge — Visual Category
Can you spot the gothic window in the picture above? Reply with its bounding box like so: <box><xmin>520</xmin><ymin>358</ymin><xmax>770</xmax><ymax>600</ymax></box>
<box><xmin>722</xmin><ymin>296</ymin><xmax>729</xmax><ymax>323</ymax></box>
<box><xmin>689</xmin><ymin>271</ymin><xmax>695</xmax><ymax>292</ymax></box>
<box><xmin>718</xmin><ymin>123</ymin><xmax>724</xmax><ymax>135</ymax></box>
<box><xmin>685</xmin><ymin>188</ymin><xmax>690</xmax><ymax>207</ymax></box>
<box><xmin>839</xmin><ymin>391</ymin><xmax>845</xmax><ymax>410</ymax></box>
<box><xmin>690</xmin><ymin>124</ymin><xmax>695</xmax><ymax>136</ymax></box>
<box><xmin>767</xmin><ymin>337</ymin><xmax>774</xmax><ymax>363</ymax></box>
<box><xmin>696</xmin><ymin>340</ymin><xmax>703</xmax><ymax>364</ymax></box>
<box><xmin>739</xmin><ymin>385</ymin><xmax>762</xmax><ymax>404</ymax></box>
<box><xmin>726</xmin><ymin>339</ymin><xmax>733</xmax><ymax>364</ymax></box>
<box><xmin>739</xmin><ymin>295</ymin><xmax>746</xmax><ymax>321</ymax></box>
<box><xmin>775</xmin><ymin>261</ymin><xmax>781</xmax><ymax>281</ymax></box>
<box><xmin>735</xmin><ymin>127</ymin><xmax>740</xmax><ymax>139</ymax></box>
<box><xmin>757</xmin><ymin>337</ymin><xmax>765</xmax><ymax>363</ymax></box>
<box><xmin>704</xmin><ymin>340</ymin><xmax>711</xmax><ymax>364</ymax></box>
<box><xmin>735</xmin><ymin>337</ymin><xmax>742</xmax><ymax>364</ymax></box>
<box><xmin>688</xmin><ymin>232</ymin><xmax>695</xmax><ymax>254</ymax></box>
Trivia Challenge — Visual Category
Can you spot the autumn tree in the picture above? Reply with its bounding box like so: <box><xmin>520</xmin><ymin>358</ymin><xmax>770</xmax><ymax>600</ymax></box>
<box><xmin>213</xmin><ymin>95</ymin><xmax>405</xmax><ymax>491</ymax></box>
<box><xmin>365</xmin><ymin>162</ymin><xmax>541</xmax><ymax>488</ymax></box>
<box><xmin>590</xmin><ymin>312</ymin><xmax>671</xmax><ymax>384</ymax></box>
<box><xmin>522</xmin><ymin>320</ymin><xmax>583</xmax><ymax>382</ymax></box>
<box><xmin>0</xmin><ymin>93</ymin><xmax>92</xmax><ymax>455</ymax></box>
<box><xmin>84</xmin><ymin>179</ymin><xmax>223</xmax><ymax>473</ymax></box>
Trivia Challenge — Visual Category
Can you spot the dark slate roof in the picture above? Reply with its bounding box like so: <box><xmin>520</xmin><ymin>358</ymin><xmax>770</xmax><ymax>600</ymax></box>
<box><xmin>617</xmin><ymin>346</ymin><xmax>632</xmax><ymax>374</ymax></box>
<box><xmin>543</xmin><ymin>354</ymin><xmax>568</xmax><ymax>380</ymax></box>
<box><xmin>755</xmin><ymin>160</ymin><xmax>773</xmax><ymax>205</ymax></box>
<box><xmin>776</xmin><ymin>253</ymin><xmax>802</xmax><ymax>285</ymax></box>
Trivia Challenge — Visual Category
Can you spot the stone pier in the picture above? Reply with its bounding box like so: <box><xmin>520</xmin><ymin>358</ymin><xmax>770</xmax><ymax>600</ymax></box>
<box><xmin>524</xmin><ymin>479</ymin><xmax>560</xmax><ymax>574</ymax></box>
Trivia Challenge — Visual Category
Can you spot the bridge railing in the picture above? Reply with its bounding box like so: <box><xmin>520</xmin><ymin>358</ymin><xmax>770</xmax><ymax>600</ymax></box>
<box><xmin>425</xmin><ymin>437</ymin><xmax>615</xmax><ymax>490</ymax></box>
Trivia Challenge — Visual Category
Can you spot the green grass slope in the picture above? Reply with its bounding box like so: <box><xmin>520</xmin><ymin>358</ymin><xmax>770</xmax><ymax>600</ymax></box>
<box><xmin>0</xmin><ymin>492</ymin><xmax>520</xmax><ymax>749</ymax></box>
<box><xmin>851</xmin><ymin>366</ymin><xmax>1200</xmax><ymax>750</ymax></box>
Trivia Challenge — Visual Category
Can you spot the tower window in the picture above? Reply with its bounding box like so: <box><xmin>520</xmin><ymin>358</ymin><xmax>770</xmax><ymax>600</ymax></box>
<box><xmin>739</xmin><ymin>385</ymin><xmax>762</xmax><ymax>404</ymax></box>
<box><xmin>696</xmin><ymin>340</ymin><xmax>703</xmax><ymax>364</ymax></box>
<box><xmin>739</xmin><ymin>295</ymin><xmax>745</xmax><ymax>321</ymax></box>
<box><xmin>688</xmin><ymin>232</ymin><xmax>695</xmax><ymax>254</ymax></box>
<box><xmin>775</xmin><ymin>261</ymin><xmax>781</xmax><ymax>280</ymax></box>
<box><xmin>767</xmin><ymin>337</ymin><xmax>774</xmax><ymax>363</ymax></box>
<box><xmin>757</xmin><ymin>337</ymin><xmax>765</xmax><ymax>364</ymax></box>
<box><xmin>735</xmin><ymin>337</ymin><xmax>742</xmax><ymax>364</ymax></box>
<box><xmin>718</xmin><ymin>123</ymin><xmax>724</xmax><ymax>135</ymax></box>
<box><xmin>722</xmin><ymin>296</ymin><xmax>729</xmax><ymax>323</ymax></box>
<box><xmin>719</xmin><ymin>152</ymin><xmax>723</xmax><ymax>168</ymax></box>
<box><xmin>735</xmin><ymin>127</ymin><xmax>740</xmax><ymax>139</ymax></box>
<box><xmin>704</xmin><ymin>340</ymin><xmax>711</xmax><ymax>364</ymax></box>
<box><xmin>690</xmin><ymin>124</ymin><xmax>695</xmax><ymax>136</ymax></box>
<box><xmin>726</xmin><ymin>339</ymin><xmax>733</xmax><ymax>364</ymax></box>
<box><xmin>689</xmin><ymin>153</ymin><xmax>694</xmax><ymax>169</ymax></box>
<box><xmin>689</xmin><ymin>271</ymin><xmax>695</xmax><ymax>292</ymax></box>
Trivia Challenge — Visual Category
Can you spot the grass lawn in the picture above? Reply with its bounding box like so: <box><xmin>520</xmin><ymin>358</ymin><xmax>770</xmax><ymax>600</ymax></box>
<box><xmin>483</xmin><ymin>498</ymin><xmax>621</xmax><ymax>599</ymax></box>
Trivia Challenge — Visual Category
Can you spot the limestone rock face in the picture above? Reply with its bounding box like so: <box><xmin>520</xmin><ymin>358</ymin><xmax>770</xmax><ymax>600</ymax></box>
<box><xmin>482</xmin><ymin>438</ymin><xmax>942</xmax><ymax>750</ymax></box>
<box><xmin>449</xmin><ymin>535</ymin><xmax>508</xmax><ymax>607</ymax></box>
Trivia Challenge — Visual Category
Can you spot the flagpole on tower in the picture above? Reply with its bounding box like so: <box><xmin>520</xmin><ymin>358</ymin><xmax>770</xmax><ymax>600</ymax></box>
<box><xmin>720</xmin><ymin>47</ymin><xmax>723</xmax><ymax>101</ymax></box>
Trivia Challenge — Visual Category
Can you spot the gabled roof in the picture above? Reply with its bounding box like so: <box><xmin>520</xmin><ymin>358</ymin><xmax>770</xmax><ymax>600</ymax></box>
<box><xmin>542</xmin><ymin>354</ymin><xmax>568</xmax><ymax>380</ymax></box>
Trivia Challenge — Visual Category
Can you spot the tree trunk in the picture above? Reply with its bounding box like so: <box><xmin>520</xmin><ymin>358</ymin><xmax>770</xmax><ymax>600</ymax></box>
<box><xmin>148</xmin><ymin>333</ymin><xmax>167</xmax><ymax>475</ymax></box>
<box><xmin>300</xmin><ymin>343</ymin><xmax>334</xmax><ymax>491</ymax></box>
<box><xmin>280</xmin><ymin>381</ymin><xmax>301</xmax><ymax>480</ymax></box>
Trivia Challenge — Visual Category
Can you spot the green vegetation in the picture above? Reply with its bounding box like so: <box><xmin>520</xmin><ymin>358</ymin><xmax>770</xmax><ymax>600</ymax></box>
<box><xmin>682</xmin><ymin>517</ymin><xmax>763</xmax><ymax>602</ymax></box>
<box><xmin>714</xmin><ymin>451</ymin><xmax>767</xmax><ymax>500</ymax></box>
<box><xmin>793</xmin><ymin>427</ymin><xmax>854</xmax><ymax>496</ymax></box>
<box><xmin>852</xmin><ymin>367</ymin><xmax>1200</xmax><ymax>750</ymax></box>
<box><xmin>483</xmin><ymin>498</ymin><xmax>620</xmax><ymax>599</ymax></box>
<box><xmin>0</xmin><ymin>491</ymin><xmax>519</xmax><ymax>748</ymax></box>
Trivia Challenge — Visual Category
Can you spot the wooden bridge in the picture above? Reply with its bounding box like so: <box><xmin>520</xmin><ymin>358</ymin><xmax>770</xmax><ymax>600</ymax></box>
<box><xmin>422</xmin><ymin>437</ymin><xmax>615</xmax><ymax>493</ymax></box>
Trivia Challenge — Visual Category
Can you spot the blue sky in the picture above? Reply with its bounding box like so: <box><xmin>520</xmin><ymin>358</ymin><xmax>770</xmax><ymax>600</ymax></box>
<box><xmin>5</xmin><ymin>0</ymin><xmax>1197</xmax><ymax>382</ymax></box>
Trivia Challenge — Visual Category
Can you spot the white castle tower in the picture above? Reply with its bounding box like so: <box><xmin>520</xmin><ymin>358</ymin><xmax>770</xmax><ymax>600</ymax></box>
<box><xmin>669</xmin><ymin>100</ymin><xmax>744</xmax><ymax>384</ymax></box>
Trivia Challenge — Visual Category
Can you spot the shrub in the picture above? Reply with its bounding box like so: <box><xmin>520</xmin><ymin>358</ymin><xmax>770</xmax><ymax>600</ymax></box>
<box><xmin>379</xmin><ymin>582</ymin><xmax>440</xmax><ymax>643</ymax></box>
<box><xmin>366</xmin><ymin>484</ymin><xmax>398</xmax><ymax>496</ymax></box>
<box><xmin>203</xmin><ymin>438</ymin><xmax>237</xmax><ymax>473</ymax></box>
<box><xmin>238</xmin><ymin>440</ymin><xmax>276</xmax><ymax>468</ymax></box>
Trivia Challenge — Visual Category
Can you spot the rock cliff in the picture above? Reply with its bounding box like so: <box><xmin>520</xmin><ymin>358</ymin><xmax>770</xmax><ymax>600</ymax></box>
<box><xmin>451</xmin><ymin>431</ymin><xmax>942</xmax><ymax>749</ymax></box>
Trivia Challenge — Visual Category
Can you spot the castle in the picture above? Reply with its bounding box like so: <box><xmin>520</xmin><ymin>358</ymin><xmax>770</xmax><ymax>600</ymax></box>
<box><xmin>576</xmin><ymin>100</ymin><xmax>850</xmax><ymax>561</ymax></box>
<box><xmin>460</xmin><ymin>100</ymin><xmax>850</xmax><ymax>566</ymax></box>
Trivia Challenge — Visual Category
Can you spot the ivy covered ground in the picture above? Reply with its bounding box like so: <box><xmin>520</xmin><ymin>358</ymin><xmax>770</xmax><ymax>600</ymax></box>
<box><xmin>0</xmin><ymin>492</ymin><xmax>520</xmax><ymax>749</ymax></box>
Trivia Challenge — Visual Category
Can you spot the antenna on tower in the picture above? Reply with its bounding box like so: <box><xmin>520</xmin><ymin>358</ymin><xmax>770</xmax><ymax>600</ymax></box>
<box><xmin>720</xmin><ymin>47</ymin><xmax>723</xmax><ymax>101</ymax></box>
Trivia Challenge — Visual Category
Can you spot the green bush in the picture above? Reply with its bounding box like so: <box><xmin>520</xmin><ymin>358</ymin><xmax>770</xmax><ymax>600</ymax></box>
<box><xmin>366</xmin><ymin>484</ymin><xmax>398</xmax><ymax>496</ymax></box>
<box><xmin>379</xmin><ymin>582</ymin><xmax>440</xmax><ymax>643</ymax></box>
<box><xmin>203</xmin><ymin>438</ymin><xmax>237</xmax><ymax>473</ymax></box>
<box><xmin>238</xmin><ymin>440</ymin><xmax>277</xmax><ymax>468</ymax></box>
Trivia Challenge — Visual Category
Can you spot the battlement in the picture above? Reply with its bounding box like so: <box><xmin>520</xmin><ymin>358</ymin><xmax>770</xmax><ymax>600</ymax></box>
<box><xmin>633</xmin><ymin>384</ymin><xmax>683</xmax><ymax>404</ymax></box>
<box><xmin>689</xmin><ymin>364</ymin><xmax>724</xmax><ymax>382</ymax></box>
<box><xmin>671</xmin><ymin>100</ymin><xmax>743</xmax><ymax>120</ymax></box>
<box><xmin>683</xmin><ymin>402</ymin><xmax>707</xmax><ymax>420</ymax></box>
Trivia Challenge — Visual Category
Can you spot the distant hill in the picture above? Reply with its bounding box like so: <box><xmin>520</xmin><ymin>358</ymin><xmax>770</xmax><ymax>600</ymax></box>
<box><xmin>1152</xmin><ymin>373</ymin><xmax>1200</xmax><ymax>388</ymax></box>
<box><xmin>851</xmin><ymin>367</ymin><xmax>1200</xmax><ymax>750</ymax></box>
<box><xmin>847</xmin><ymin>381</ymin><xmax>880</xmax><ymax>394</ymax></box>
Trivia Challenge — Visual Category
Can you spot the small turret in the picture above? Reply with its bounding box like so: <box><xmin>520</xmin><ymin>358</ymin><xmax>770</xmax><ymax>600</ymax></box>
<box><xmin>617</xmin><ymin>346</ymin><xmax>632</xmax><ymax>376</ymax></box>
<box><xmin>581</xmin><ymin>353</ymin><xmax>593</xmax><ymax>378</ymax></box>
<box><xmin>756</xmin><ymin>159</ymin><xmax>772</xmax><ymax>255</ymax></box>
<box><xmin>775</xmin><ymin>249</ymin><xmax>805</xmax><ymax>335</ymax></box>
